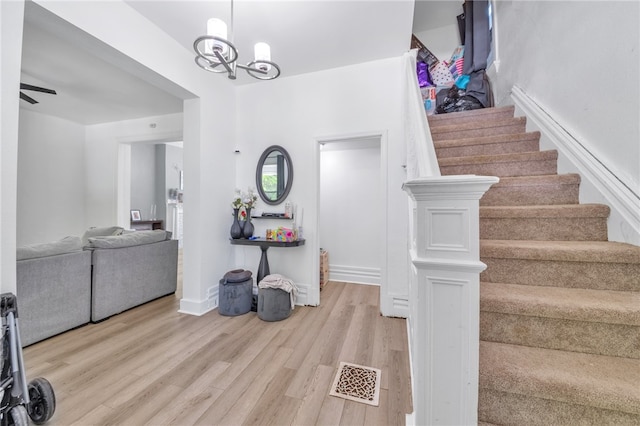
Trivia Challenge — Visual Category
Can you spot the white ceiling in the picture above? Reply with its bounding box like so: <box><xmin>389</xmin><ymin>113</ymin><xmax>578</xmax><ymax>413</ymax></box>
<box><xmin>413</xmin><ymin>0</ymin><xmax>463</xmax><ymax>33</ymax></box>
<box><xmin>20</xmin><ymin>19</ymin><xmax>186</xmax><ymax>125</ymax></box>
<box><xmin>126</xmin><ymin>0</ymin><xmax>415</xmax><ymax>84</ymax></box>
<box><xmin>20</xmin><ymin>1</ymin><xmax>197</xmax><ymax>126</ymax></box>
<box><xmin>19</xmin><ymin>0</ymin><xmax>457</xmax><ymax>126</ymax></box>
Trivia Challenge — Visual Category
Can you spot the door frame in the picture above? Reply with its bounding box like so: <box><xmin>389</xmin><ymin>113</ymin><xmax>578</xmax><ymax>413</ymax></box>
<box><xmin>313</xmin><ymin>130</ymin><xmax>388</xmax><ymax>308</ymax></box>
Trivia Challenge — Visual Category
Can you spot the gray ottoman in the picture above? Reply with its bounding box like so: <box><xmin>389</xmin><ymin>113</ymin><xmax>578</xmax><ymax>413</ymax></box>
<box><xmin>257</xmin><ymin>287</ymin><xmax>292</xmax><ymax>321</ymax></box>
<box><xmin>219</xmin><ymin>269</ymin><xmax>253</xmax><ymax>316</ymax></box>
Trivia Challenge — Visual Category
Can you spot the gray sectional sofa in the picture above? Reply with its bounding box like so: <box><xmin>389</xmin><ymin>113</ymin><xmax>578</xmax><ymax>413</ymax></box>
<box><xmin>88</xmin><ymin>231</ymin><xmax>178</xmax><ymax>322</ymax></box>
<box><xmin>17</xmin><ymin>237</ymin><xmax>91</xmax><ymax>347</ymax></box>
<box><xmin>16</xmin><ymin>229</ymin><xmax>178</xmax><ymax>346</ymax></box>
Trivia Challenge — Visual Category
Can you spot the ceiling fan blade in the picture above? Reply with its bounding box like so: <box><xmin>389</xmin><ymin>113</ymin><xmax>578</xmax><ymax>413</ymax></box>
<box><xmin>20</xmin><ymin>92</ymin><xmax>38</xmax><ymax>104</ymax></box>
<box><xmin>20</xmin><ymin>83</ymin><xmax>57</xmax><ymax>95</ymax></box>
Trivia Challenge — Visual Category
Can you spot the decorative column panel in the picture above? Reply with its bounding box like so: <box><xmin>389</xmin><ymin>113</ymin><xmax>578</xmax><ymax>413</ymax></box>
<box><xmin>403</xmin><ymin>175</ymin><xmax>498</xmax><ymax>426</ymax></box>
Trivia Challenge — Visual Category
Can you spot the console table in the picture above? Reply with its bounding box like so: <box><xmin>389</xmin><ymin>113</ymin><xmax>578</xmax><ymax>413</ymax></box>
<box><xmin>130</xmin><ymin>219</ymin><xmax>164</xmax><ymax>231</ymax></box>
<box><xmin>229</xmin><ymin>238</ymin><xmax>305</xmax><ymax>284</ymax></box>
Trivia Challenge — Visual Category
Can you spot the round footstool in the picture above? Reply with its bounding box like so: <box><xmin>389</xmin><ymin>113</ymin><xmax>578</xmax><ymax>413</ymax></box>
<box><xmin>257</xmin><ymin>287</ymin><xmax>292</xmax><ymax>321</ymax></box>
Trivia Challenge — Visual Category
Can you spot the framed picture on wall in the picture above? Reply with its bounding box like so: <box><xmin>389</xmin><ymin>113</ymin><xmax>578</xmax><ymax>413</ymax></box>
<box><xmin>130</xmin><ymin>209</ymin><xmax>141</xmax><ymax>221</ymax></box>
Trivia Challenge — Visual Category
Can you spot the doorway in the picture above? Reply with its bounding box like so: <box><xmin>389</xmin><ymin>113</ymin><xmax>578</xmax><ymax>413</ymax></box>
<box><xmin>118</xmin><ymin>140</ymin><xmax>184</xmax><ymax>247</ymax></box>
<box><xmin>317</xmin><ymin>133</ymin><xmax>387</xmax><ymax>302</ymax></box>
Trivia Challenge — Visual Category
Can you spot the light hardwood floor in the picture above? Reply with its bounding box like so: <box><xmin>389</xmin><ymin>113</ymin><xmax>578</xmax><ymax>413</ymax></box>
<box><xmin>23</xmin><ymin>276</ymin><xmax>412</xmax><ymax>425</ymax></box>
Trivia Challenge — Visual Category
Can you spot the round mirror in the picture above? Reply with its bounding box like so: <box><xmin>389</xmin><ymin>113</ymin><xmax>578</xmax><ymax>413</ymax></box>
<box><xmin>256</xmin><ymin>145</ymin><xmax>293</xmax><ymax>205</ymax></box>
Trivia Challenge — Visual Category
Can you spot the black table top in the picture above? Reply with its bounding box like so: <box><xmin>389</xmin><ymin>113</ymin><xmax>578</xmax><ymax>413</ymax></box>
<box><xmin>229</xmin><ymin>238</ymin><xmax>305</xmax><ymax>248</ymax></box>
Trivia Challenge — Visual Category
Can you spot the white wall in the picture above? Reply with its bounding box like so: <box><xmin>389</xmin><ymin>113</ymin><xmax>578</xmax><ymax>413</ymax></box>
<box><xmin>164</xmin><ymin>144</ymin><xmax>183</xmax><ymax>192</ymax></box>
<box><xmin>235</xmin><ymin>57</ymin><xmax>408</xmax><ymax>315</ymax></box>
<box><xmin>414</xmin><ymin>23</ymin><xmax>461</xmax><ymax>63</ymax></box>
<box><xmin>130</xmin><ymin>144</ymin><xmax>157</xmax><ymax>220</ymax></box>
<box><xmin>1</xmin><ymin>0</ymin><xmax>25</xmax><ymax>293</ymax></box>
<box><xmin>164</xmin><ymin>144</ymin><xmax>183</xmax><ymax>239</ymax></box>
<box><xmin>16</xmin><ymin>108</ymin><xmax>181</xmax><ymax>246</ymax></box>
<box><xmin>320</xmin><ymin>142</ymin><xmax>381</xmax><ymax>285</ymax></box>
<box><xmin>85</xmin><ymin>113</ymin><xmax>183</xmax><ymax>229</ymax></box>
<box><xmin>492</xmin><ymin>1</ymin><xmax>639</xmax><ymax>242</ymax></box>
<box><xmin>17</xmin><ymin>109</ymin><xmax>86</xmax><ymax>245</ymax></box>
<box><xmin>154</xmin><ymin>144</ymin><xmax>166</xmax><ymax>223</ymax></box>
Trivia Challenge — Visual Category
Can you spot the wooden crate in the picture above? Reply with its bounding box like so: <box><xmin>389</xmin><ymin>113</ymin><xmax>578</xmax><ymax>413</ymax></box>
<box><xmin>320</xmin><ymin>250</ymin><xmax>329</xmax><ymax>289</ymax></box>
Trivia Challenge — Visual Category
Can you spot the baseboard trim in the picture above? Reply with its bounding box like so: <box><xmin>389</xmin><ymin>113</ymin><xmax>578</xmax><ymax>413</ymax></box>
<box><xmin>294</xmin><ymin>282</ymin><xmax>312</xmax><ymax>306</ymax></box>
<box><xmin>405</xmin><ymin>317</ymin><xmax>416</xmax><ymax>426</ymax></box>
<box><xmin>512</xmin><ymin>85</ymin><xmax>640</xmax><ymax>244</ymax></box>
<box><xmin>179</xmin><ymin>282</ymin><xmax>313</xmax><ymax>315</ymax></box>
<box><xmin>329</xmin><ymin>264</ymin><xmax>381</xmax><ymax>285</ymax></box>
<box><xmin>392</xmin><ymin>297</ymin><xmax>409</xmax><ymax>310</ymax></box>
<box><xmin>381</xmin><ymin>293</ymin><xmax>410</xmax><ymax>318</ymax></box>
<box><xmin>178</xmin><ymin>297</ymin><xmax>216</xmax><ymax>316</ymax></box>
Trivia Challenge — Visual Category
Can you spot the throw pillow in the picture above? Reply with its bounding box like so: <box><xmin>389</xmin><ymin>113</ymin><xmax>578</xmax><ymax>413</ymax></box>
<box><xmin>81</xmin><ymin>226</ymin><xmax>124</xmax><ymax>247</ymax></box>
<box><xmin>17</xmin><ymin>236</ymin><xmax>83</xmax><ymax>261</ymax></box>
<box><xmin>88</xmin><ymin>230</ymin><xmax>168</xmax><ymax>249</ymax></box>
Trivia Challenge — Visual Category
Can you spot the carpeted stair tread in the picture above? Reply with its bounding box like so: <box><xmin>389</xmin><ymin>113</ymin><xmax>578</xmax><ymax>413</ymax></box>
<box><xmin>481</xmin><ymin>174</ymin><xmax>581</xmax><ymax>206</ymax></box>
<box><xmin>480</xmin><ymin>204</ymin><xmax>610</xmax><ymax>219</ymax></box>
<box><xmin>434</xmin><ymin>131</ymin><xmax>540</xmax><ymax>149</ymax></box>
<box><xmin>480</xmin><ymin>283</ymin><xmax>640</xmax><ymax>358</ymax></box>
<box><xmin>480</xmin><ymin>205</ymin><xmax>610</xmax><ymax>241</ymax></box>
<box><xmin>435</xmin><ymin>132</ymin><xmax>540</xmax><ymax>158</ymax></box>
<box><xmin>480</xmin><ymin>239</ymin><xmax>640</xmax><ymax>264</ymax></box>
<box><xmin>488</xmin><ymin>173</ymin><xmax>580</xmax><ymax>188</ymax></box>
<box><xmin>431</xmin><ymin>117</ymin><xmax>527</xmax><ymax>141</ymax></box>
<box><xmin>441</xmin><ymin>150</ymin><xmax>558</xmax><ymax>177</ymax></box>
<box><xmin>479</xmin><ymin>388</ymin><xmax>640</xmax><ymax>425</ymax></box>
<box><xmin>480</xmin><ymin>282</ymin><xmax>640</xmax><ymax>326</ymax></box>
<box><xmin>481</xmin><ymin>240</ymin><xmax>640</xmax><ymax>291</ymax></box>
<box><xmin>428</xmin><ymin>105</ymin><xmax>515</xmax><ymax>127</ymax></box>
<box><xmin>431</xmin><ymin>116</ymin><xmax>526</xmax><ymax>134</ymax></box>
<box><xmin>479</xmin><ymin>341</ymin><xmax>640</xmax><ymax>415</ymax></box>
<box><xmin>440</xmin><ymin>150</ymin><xmax>557</xmax><ymax>167</ymax></box>
<box><xmin>481</xmin><ymin>311</ymin><xmax>639</xmax><ymax>359</ymax></box>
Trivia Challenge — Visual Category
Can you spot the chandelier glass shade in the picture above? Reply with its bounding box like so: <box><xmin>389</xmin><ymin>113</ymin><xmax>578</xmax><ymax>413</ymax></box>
<box><xmin>193</xmin><ymin>1</ymin><xmax>281</xmax><ymax>80</ymax></box>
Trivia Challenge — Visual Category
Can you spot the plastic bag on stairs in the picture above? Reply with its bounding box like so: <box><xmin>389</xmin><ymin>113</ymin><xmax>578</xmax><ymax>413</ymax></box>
<box><xmin>436</xmin><ymin>85</ymin><xmax>483</xmax><ymax>114</ymax></box>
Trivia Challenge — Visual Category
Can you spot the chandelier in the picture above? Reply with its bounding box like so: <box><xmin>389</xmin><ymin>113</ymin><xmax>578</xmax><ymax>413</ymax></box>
<box><xmin>193</xmin><ymin>0</ymin><xmax>281</xmax><ymax>80</ymax></box>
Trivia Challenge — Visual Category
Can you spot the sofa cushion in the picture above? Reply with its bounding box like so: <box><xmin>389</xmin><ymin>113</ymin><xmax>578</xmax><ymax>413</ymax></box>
<box><xmin>88</xmin><ymin>230</ymin><xmax>168</xmax><ymax>249</ymax></box>
<box><xmin>81</xmin><ymin>226</ymin><xmax>124</xmax><ymax>247</ymax></box>
<box><xmin>17</xmin><ymin>236</ymin><xmax>83</xmax><ymax>261</ymax></box>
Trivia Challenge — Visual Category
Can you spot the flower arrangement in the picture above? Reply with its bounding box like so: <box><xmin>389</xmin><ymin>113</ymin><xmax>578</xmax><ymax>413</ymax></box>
<box><xmin>243</xmin><ymin>187</ymin><xmax>258</xmax><ymax>210</ymax></box>
<box><xmin>231</xmin><ymin>189</ymin><xmax>243</xmax><ymax>210</ymax></box>
<box><xmin>231</xmin><ymin>188</ymin><xmax>258</xmax><ymax>221</ymax></box>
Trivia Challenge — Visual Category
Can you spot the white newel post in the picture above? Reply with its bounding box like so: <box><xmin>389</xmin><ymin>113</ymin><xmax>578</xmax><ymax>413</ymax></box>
<box><xmin>403</xmin><ymin>175</ymin><xmax>498</xmax><ymax>426</ymax></box>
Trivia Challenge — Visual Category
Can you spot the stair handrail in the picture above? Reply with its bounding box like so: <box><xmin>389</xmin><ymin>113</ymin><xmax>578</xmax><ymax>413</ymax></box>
<box><xmin>403</xmin><ymin>49</ymin><xmax>440</xmax><ymax>179</ymax></box>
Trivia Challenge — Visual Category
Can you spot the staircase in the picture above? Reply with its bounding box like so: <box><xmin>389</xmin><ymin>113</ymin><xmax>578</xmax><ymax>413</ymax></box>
<box><xmin>428</xmin><ymin>106</ymin><xmax>640</xmax><ymax>425</ymax></box>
